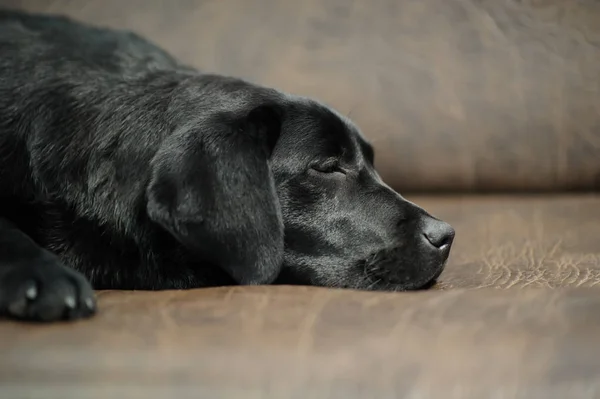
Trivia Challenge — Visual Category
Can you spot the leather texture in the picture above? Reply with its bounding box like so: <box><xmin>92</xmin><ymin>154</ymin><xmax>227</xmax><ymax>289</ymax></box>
<box><xmin>6</xmin><ymin>0</ymin><xmax>600</xmax><ymax>192</ymax></box>
<box><xmin>3</xmin><ymin>286</ymin><xmax>600</xmax><ymax>398</ymax></box>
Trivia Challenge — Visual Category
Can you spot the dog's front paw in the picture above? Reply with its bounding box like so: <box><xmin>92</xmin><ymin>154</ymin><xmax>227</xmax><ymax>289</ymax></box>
<box><xmin>0</xmin><ymin>253</ymin><xmax>96</xmax><ymax>322</ymax></box>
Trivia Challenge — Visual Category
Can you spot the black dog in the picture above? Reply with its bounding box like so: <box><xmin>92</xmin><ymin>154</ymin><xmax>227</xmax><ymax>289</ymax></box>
<box><xmin>0</xmin><ymin>9</ymin><xmax>455</xmax><ymax>322</ymax></box>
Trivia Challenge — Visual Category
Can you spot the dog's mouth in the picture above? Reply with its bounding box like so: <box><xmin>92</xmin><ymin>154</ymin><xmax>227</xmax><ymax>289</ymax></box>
<box><xmin>274</xmin><ymin>242</ymin><xmax>451</xmax><ymax>291</ymax></box>
<box><xmin>357</xmin><ymin>264</ymin><xmax>446</xmax><ymax>292</ymax></box>
<box><xmin>353</xmin><ymin>246</ymin><xmax>449</xmax><ymax>292</ymax></box>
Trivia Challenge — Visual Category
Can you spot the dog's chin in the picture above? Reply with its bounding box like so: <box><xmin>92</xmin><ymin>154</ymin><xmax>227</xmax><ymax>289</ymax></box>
<box><xmin>359</xmin><ymin>268</ymin><xmax>444</xmax><ymax>292</ymax></box>
<box><xmin>352</xmin><ymin>249</ymin><xmax>448</xmax><ymax>292</ymax></box>
<box><xmin>413</xmin><ymin>263</ymin><xmax>446</xmax><ymax>290</ymax></box>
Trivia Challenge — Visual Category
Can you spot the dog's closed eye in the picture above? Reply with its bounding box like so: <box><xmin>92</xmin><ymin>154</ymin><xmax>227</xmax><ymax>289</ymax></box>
<box><xmin>310</xmin><ymin>160</ymin><xmax>347</xmax><ymax>177</ymax></box>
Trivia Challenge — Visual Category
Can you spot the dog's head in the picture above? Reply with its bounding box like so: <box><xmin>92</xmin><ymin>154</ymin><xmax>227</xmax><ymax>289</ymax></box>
<box><xmin>269</xmin><ymin>98</ymin><xmax>454</xmax><ymax>290</ymax></box>
<box><xmin>147</xmin><ymin>78</ymin><xmax>454</xmax><ymax>290</ymax></box>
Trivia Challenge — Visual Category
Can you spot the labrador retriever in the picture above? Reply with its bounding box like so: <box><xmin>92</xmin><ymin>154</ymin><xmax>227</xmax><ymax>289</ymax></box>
<box><xmin>0</xmin><ymin>9</ymin><xmax>455</xmax><ymax>322</ymax></box>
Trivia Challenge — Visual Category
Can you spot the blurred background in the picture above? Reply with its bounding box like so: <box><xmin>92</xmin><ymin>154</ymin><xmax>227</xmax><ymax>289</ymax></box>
<box><xmin>3</xmin><ymin>0</ymin><xmax>599</xmax><ymax>193</ymax></box>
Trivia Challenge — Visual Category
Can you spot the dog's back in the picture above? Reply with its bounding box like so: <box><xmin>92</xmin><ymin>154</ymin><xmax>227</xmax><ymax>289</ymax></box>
<box><xmin>0</xmin><ymin>9</ymin><xmax>186</xmax><ymax>196</ymax></box>
<box><xmin>0</xmin><ymin>9</ymin><xmax>181</xmax><ymax>76</ymax></box>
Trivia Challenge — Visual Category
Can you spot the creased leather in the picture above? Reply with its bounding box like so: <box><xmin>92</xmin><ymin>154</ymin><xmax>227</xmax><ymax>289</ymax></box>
<box><xmin>2</xmin><ymin>286</ymin><xmax>600</xmax><ymax>398</ymax></box>
<box><xmin>413</xmin><ymin>195</ymin><xmax>600</xmax><ymax>289</ymax></box>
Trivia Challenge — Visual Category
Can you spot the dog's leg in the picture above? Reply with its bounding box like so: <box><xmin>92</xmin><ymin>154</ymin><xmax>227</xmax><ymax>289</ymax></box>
<box><xmin>0</xmin><ymin>217</ymin><xmax>96</xmax><ymax>321</ymax></box>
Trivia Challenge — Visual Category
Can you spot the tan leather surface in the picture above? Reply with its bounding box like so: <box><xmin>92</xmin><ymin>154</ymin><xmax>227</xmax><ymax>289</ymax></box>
<box><xmin>2</xmin><ymin>286</ymin><xmax>600</xmax><ymax>398</ymax></box>
<box><xmin>4</xmin><ymin>0</ymin><xmax>600</xmax><ymax>191</ymax></box>
<box><xmin>414</xmin><ymin>194</ymin><xmax>600</xmax><ymax>289</ymax></box>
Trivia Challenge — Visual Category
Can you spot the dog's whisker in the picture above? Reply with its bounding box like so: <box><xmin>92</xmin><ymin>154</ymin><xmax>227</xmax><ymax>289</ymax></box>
<box><xmin>365</xmin><ymin>278</ymin><xmax>382</xmax><ymax>290</ymax></box>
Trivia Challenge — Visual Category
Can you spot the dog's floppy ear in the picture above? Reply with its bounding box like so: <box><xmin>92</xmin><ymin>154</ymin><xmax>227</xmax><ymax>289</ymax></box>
<box><xmin>146</xmin><ymin>103</ymin><xmax>284</xmax><ymax>285</ymax></box>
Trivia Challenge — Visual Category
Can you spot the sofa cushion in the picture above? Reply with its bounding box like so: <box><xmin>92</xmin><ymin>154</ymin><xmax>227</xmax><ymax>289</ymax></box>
<box><xmin>2</xmin><ymin>286</ymin><xmax>600</xmax><ymax>398</ymax></box>
<box><xmin>413</xmin><ymin>194</ymin><xmax>600</xmax><ymax>289</ymax></box>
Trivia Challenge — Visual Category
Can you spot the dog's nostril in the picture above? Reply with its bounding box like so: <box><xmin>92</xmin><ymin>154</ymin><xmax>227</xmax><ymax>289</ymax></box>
<box><xmin>422</xmin><ymin>220</ymin><xmax>455</xmax><ymax>250</ymax></box>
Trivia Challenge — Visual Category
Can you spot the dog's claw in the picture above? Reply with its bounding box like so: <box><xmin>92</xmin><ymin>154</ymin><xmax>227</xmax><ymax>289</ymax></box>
<box><xmin>65</xmin><ymin>296</ymin><xmax>76</xmax><ymax>309</ymax></box>
<box><xmin>25</xmin><ymin>284</ymin><xmax>38</xmax><ymax>300</ymax></box>
<box><xmin>85</xmin><ymin>297</ymin><xmax>95</xmax><ymax>310</ymax></box>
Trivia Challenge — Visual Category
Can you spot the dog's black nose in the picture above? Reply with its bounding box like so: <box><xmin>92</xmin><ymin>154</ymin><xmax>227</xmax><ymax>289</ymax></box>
<box><xmin>422</xmin><ymin>219</ymin><xmax>455</xmax><ymax>250</ymax></box>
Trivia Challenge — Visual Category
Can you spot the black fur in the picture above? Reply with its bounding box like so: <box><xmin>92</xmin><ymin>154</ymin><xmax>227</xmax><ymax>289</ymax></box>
<box><xmin>0</xmin><ymin>9</ymin><xmax>455</xmax><ymax>322</ymax></box>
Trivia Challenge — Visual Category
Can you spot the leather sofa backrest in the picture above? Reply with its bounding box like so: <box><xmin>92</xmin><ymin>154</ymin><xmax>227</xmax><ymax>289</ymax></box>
<box><xmin>10</xmin><ymin>0</ymin><xmax>600</xmax><ymax>192</ymax></box>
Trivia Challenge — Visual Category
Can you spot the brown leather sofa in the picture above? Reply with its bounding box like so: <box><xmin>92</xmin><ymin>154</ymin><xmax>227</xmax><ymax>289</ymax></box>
<box><xmin>1</xmin><ymin>1</ymin><xmax>599</xmax><ymax>398</ymax></box>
